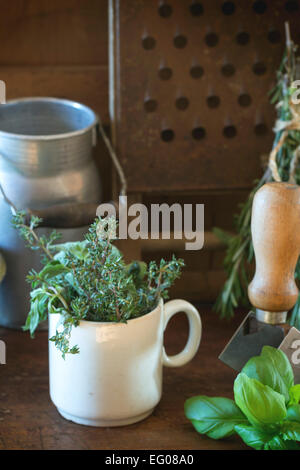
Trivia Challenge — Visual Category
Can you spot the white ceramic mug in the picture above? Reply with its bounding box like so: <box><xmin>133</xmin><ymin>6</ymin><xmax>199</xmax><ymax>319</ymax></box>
<box><xmin>49</xmin><ymin>298</ymin><xmax>202</xmax><ymax>427</ymax></box>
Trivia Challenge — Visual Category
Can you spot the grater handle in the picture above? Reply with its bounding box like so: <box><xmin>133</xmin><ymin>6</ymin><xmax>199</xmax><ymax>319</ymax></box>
<box><xmin>248</xmin><ymin>182</ymin><xmax>300</xmax><ymax>314</ymax></box>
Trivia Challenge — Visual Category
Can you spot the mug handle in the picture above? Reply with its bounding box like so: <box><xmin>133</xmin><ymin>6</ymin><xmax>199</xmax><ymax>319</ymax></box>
<box><xmin>162</xmin><ymin>299</ymin><xmax>202</xmax><ymax>368</ymax></box>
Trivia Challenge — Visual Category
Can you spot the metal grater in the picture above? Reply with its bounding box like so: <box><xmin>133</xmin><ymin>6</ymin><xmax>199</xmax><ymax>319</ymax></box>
<box><xmin>109</xmin><ymin>0</ymin><xmax>300</xmax><ymax>193</ymax></box>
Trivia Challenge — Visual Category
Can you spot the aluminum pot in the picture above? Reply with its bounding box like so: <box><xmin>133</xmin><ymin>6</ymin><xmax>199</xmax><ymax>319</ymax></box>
<box><xmin>0</xmin><ymin>97</ymin><xmax>102</xmax><ymax>328</ymax></box>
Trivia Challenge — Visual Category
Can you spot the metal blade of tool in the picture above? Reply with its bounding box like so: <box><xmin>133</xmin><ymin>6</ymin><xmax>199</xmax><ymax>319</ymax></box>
<box><xmin>218</xmin><ymin>311</ymin><xmax>284</xmax><ymax>371</ymax></box>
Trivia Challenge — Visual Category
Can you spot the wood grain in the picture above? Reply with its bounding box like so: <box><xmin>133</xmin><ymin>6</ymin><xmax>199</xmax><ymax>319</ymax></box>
<box><xmin>249</xmin><ymin>182</ymin><xmax>300</xmax><ymax>312</ymax></box>
<box><xmin>0</xmin><ymin>308</ymin><xmax>248</xmax><ymax>450</ymax></box>
<box><xmin>0</xmin><ymin>0</ymin><xmax>108</xmax><ymax>66</ymax></box>
<box><xmin>0</xmin><ymin>65</ymin><xmax>109</xmax><ymax>123</ymax></box>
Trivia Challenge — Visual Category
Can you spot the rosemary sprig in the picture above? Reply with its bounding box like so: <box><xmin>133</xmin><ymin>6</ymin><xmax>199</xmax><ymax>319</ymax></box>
<box><xmin>214</xmin><ymin>34</ymin><xmax>300</xmax><ymax>327</ymax></box>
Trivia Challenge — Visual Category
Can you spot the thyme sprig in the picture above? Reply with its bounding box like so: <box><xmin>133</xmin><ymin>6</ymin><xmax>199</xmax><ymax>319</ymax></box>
<box><xmin>13</xmin><ymin>212</ymin><xmax>184</xmax><ymax>357</ymax></box>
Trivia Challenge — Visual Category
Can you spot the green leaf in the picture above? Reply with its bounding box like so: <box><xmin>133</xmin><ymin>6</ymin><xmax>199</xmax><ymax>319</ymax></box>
<box><xmin>242</xmin><ymin>345</ymin><xmax>294</xmax><ymax>404</ymax></box>
<box><xmin>289</xmin><ymin>385</ymin><xmax>300</xmax><ymax>405</ymax></box>
<box><xmin>235</xmin><ymin>422</ymin><xmax>300</xmax><ymax>450</ymax></box>
<box><xmin>287</xmin><ymin>404</ymin><xmax>300</xmax><ymax>423</ymax></box>
<box><xmin>184</xmin><ymin>396</ymin><xmax>248</xmax><ymax>439</ymax></box>
<box><xmin>265</xmin><ymin>436</ymin><xmax>300</xmax><ymax>450</ymax></box>
<box><xmin>53</xmin><ymin>241</ymin><xmax>89</xmax><ymax>262</ymax></box>
<box><xmin>126</xmin><ymin>261</ymin><xmax>147</xmax><ymax>280</ymax></box>
<box><xmin>14</xmin><ymin>212</ymin><xmax>184</xmax><ymax>356</ymax></box>
<box><xmin>23</xmin><ymin>299</ymin><xmax>40</xmax><ymax>336</ymax></box>
<box><xmin>38</xmin><ymin>260</ymin><xmax>69</xmax><ymax>280</ymax></box>
<box><xmin>234</xmin><ymin>373</ymin><xmax>287</xmax><ymax>431</ymax></box>
<box><xmin>280</xmin><ymin>421</ymin><xmax>300</xmax><ymax>441</ymax></box>
<box><xmin>234</xmin><ymin>424</ymin><xmax>274</xmax><ymax>450</ymax></box>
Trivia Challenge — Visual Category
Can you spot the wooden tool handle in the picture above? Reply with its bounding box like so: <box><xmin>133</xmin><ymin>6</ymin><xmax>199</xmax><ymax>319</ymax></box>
<box><xmin>248</xmin><ymin>182</ymin><xmax>300</xmax><ymax>312</ymax></box>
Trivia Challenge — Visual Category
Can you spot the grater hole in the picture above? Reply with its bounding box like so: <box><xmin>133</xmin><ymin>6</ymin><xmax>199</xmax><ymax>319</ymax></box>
<box><xmin>207</xmin><ymin>95</ymin><xmax>220</xmax><ymax>108</ymax></box>
<box><xmin>285</xmin><ymin>1</ymin><xmax>299</xmax><ymax>12</ymax></box>
<box><xmin>268</xmin><ymin>29</ymin><xmax>281</xmax><ymax>43</ymax></box>
<box><xmin>190</xmin><ymin>65</ymin><xmax>204</xmax><ymax>78</ymax></box>
<box><xmin>142</xmin><ymin>36</ymin><xmax>156</xmax><ymax>50</ymax></box>
<box><xmin>159</xmin><ymin>67</ymin><xmax>173</xmax><ymax>80</ymax></box>
<box><xmin>253</xmin><ymin>1</ymin><xmax>267</xmax><ymax>13</ymax></box>
<box><xmin>238</xmin><ymin>93</ymin><xmax>252</xmax><ymax>107</ymax></box>
<box><xmin>236</xmin><ymin>31</ymin><xmax>250</xmax><ymax>45</ymax></box>
<box><xmin>144</xmin><ymin>99</ymin><xmax>158</xmax><ymax>112</ymax></box>
<box><xmin>253</xmin><ymin>61</ymin><xmax>267</xmax><ymax>75</ymax></box>
<box><xmin>205</xmin><ymin>32</ymin><xmax>219</xmax><ymax>47</ymax></box>
<box><xmin>221</xmin><ymin>63</ymin><xmax>235</xmax><ymax>77</ymax></box>
<box><xmin>161</xmin><ymin>129</ymin><xmax>175</xmax><ymax>142</ymax></box>
<box><xmin>223</xmin><ymin>125</ymin><xmax>237</xmax><ymax>138</ymax></box>
<box><xmin>192</xmin><ymin>127</ymin><xmax>206</xmax><ymax>140</ymax></box>
<box><xmin>254</xmin><ymin>123</ymin><xmax>268</xmax><ymax>136</ymax></box>
<box><xmin>175</xmin><ymin>97</ymin><xmax>189</xmax><ymax>110</ymax></box>
<box><xmin>174</xmin><ymin>35</ymin><xmax>187</xmax><ymax>48</ymax></box>
<box><xmin>221</xmin><ymin>1</ymin><xmax>236</xmax><ymax>14</ymax></box>
<box><xmin>190</xmin><ymin>2</ymin><xmax>204</xmax><ymax>15</ymax></box>
<box><xmin>158</xmin><ymin>3</ymin><xmax>172</xmax><ymax>17</ymax></box>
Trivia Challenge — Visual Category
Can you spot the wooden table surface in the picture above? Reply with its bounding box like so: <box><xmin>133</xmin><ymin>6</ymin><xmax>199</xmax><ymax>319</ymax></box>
<box><xmin>0</xmin><ymin>307</ymin><xmax>248</xmax><ymax>450</ymax></box>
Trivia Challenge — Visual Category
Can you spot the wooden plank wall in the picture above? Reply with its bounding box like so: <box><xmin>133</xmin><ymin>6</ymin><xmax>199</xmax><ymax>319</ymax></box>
<box><xmin>0</xmin><ymin>0</ymin><xmax>108</xmax><ymax>116</ymax></box>
<box><xmin>0</xmin><ymin>0</ymin><xmax>111</xmax><ymax>199</ymax></box>
<box><xmin>0</xmin><ymin>0</ymin><xmax>252</xmax><ymax>303</ymax></box>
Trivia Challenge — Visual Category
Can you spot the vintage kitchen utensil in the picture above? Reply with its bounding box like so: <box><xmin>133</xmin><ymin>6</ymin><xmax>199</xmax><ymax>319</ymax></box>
<box><xmin>219</xmin><ymin>182</ymin><xmax>300</xmax><ymax>371</ymax></box>
<box><xmin>109</xmin><ymin>0</ymin><xmax>300</xmax><ymax>194</ymax></box>
<box><xmin>26</xmin><ymin>202</ymin><xmax>102</xmax><ymax>228</ymax></box>
<box><xmin>0</xmin><ymin>97</ymin><xmax>102</xmax><ymax>328</ymax></box>
<box><xmin>23</xmin><ymin>200</ymin><xmax>119</xmax><ymax>228</ymax></box>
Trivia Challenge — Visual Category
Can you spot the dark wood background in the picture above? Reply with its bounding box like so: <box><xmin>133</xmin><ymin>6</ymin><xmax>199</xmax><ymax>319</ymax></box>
<box><xmin>0</xmin><ymin>1</ymin><xmax>109</xmax><ymax>119</ymax></box>
<box><xmin>0</xmin><ymin>0</ymin><xmax>298</xmax><ymax>451</ymax></box>
<box><xmin>0</xmin><ymin>0</ymin><xmax>298</xmax><ymax>301</ymax></box>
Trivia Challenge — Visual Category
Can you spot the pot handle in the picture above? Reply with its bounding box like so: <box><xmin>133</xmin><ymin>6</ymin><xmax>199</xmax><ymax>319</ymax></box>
<box><xmin>95</xmin><ymin>114</ymin><xmax>127</xmax><ymax>196</ymax></box>
<box><xmin>162</xmin><ymin>299</ymin><xmax>202</xmax><ymax>368</ymax></box>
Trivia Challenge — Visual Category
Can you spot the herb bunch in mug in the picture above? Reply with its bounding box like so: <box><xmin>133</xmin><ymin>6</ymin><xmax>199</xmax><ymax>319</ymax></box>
<box><xmin>13</xmin><ymin>212</ymin><xmax>184</xmax><ymax>357</ymax></box>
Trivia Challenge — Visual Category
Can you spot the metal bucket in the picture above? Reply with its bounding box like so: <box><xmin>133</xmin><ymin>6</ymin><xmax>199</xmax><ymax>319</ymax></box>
<box><xmin>0</xmin><ymin>97</ymin><xmax>102</xmax><ymax>328</ymax></box>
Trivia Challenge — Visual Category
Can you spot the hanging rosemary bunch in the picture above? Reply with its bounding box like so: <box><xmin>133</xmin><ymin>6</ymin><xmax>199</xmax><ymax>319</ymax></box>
<box><xmin>214</xmin><ymin>24</ymin><xmax>300</xmax><ymax>329</ymax></box>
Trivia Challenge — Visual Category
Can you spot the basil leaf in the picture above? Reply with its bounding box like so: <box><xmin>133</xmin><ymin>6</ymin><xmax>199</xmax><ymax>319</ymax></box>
<box><xmin>236</xmin><ymin>422</ymin><xmax>300</xmax><ymax>450</ymax></box>
<box><xmin>280</xmin><ymin>421</ymin><xmax>300</xmax><ymax>441</ymax></box>
<box><xmin>265</xmin><ymin>436</ymin><xmax>300</xmax><ymax>450</ymax></box>
<box><xmin>242</xmin><ymin>346</ymin><xmax>293</xmax><ymax>404</ymax></box>
<box><xmin>184</xmin><ymin>396</ymin><xmax>248</xmax><ymax>439</ymax></box>
<box><xmin>289</xmin><ymin>385</ymin><xmax>300</xmax><ymax>405</ymax></box>
<box><xmin>234</xmin><ymin>373</ymin><xmax>287</xmax><ymax>431</ymax></box>
<box><xmin>287</xmin><ymin>404</ymin><xmax>300</xmax><ymax>423</ymax></box>
<box><xmin>234</xmin><ymin>424</ymin><xmax>274</xmax><ymax>450</ymax></box>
